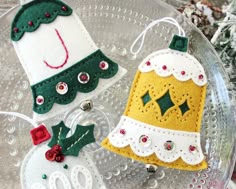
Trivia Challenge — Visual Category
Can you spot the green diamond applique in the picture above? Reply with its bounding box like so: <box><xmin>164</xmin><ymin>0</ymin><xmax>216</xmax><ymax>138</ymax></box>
<box><xmin>156</xmin><ymin>90</ymin><xmax>175</xmax><ymax>116</ymax></box>
<box><xmin>179</xmin><ymin>100</ymin><xmax>190</xmax><ymax>115</ymax></box>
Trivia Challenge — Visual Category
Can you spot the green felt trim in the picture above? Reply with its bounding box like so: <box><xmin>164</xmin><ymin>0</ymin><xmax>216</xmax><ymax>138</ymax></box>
<box><xmin>60</xmin><ymin>124</ymin><xmax>95</xmax><ymax>156</ymax></box>
<box><xmin>169</xmin><ymin>35</ymin><xmax>188</xmax><ymax>52</ymax></box>
<box><xmin>32</xmin><ymin>50</ymin><xmax>119</xmax><ymax>114</ymax></box>
<box><xmin>48</xmin><ymin>121</ymin><xmax>70</xmax><ymax>148</ymax></box>
<box><xmin>11</xmin><ymin>0</ymin><xmax>72</xmax><ymax>41</ymax></box>
<box><xmin>156</xmin><ymin>90</ymin><xmax>174</xmax><ymax>116</ymax></box>
<box><xmin>179</xmin><ymin>100</ymin><xmax>190</xmax><ymax>115</ymax></box>
<box><xmin>142</xmin><ymin>91</ymin><xmax>151</xmax><ymax>106</ymax></box>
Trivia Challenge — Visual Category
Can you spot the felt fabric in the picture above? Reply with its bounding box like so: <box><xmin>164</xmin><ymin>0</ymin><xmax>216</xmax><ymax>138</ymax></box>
<box><xmin>11</xmin><ymin>0</ymin><xmax>127</xmax><ymax>121</ymax></box>
<box><xmin>102</xmin><ymin>41</ymin><xmax>208</xmax><ymax>171</ymax></box>
<box><xmin>32</xmin><ymin>50</ymin><xmax>119</xmax><ymax>114</ymax></box>
<box><xmin>11</xmin><ymin>0</ymin><xmax>72</xmax><ymax>41</ymax></box>
<box><xmin>48</xmin><ymin>121</ymin><xmax>95</xmax><ymax>157</ymax></box>
<box><xmin>21</xmin><ymin>145</ymin><xmax>106</xmax><ymax>189</ymax></box>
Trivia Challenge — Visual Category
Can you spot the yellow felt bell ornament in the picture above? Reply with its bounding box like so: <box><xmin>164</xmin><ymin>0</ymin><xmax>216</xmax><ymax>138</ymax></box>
<box><xmin>102</xmin><ymin>17</ymin><xmax>208</xmax><ymax>171</ymax></box>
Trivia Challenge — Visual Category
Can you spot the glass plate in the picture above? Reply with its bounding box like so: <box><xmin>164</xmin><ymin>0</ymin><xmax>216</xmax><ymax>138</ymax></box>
<box><xmin>0</xmin><ymin>0</ymin><xmax>235</xmax><ymax>188</ymax></box>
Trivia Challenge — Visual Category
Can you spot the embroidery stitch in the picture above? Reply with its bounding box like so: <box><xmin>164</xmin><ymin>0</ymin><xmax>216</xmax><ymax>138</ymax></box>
<box><xmin>43</xmin><ymin>29</ymin><xmax>69</xmax><ymax>69</ymax></box>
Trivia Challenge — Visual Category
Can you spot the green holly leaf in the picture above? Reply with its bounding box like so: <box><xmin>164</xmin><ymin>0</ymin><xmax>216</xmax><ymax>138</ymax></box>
<box><xmin>48</xmin><ymin>121</ymin><xmax>70</xmax><ymax>148</ymax></box>
<box><xmin>60</xmin><ymin>124</ymin><xmax>95</xmax><ymax>156</ymax></box>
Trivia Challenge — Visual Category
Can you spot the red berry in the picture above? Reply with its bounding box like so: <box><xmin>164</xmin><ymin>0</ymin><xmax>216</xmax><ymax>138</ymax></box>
<box><xmin>52</xmin><ymin>144</ymin><xmax>62</xmax><ymax>152</ymax></box>
<box><xmin>45</xmin><ymin>150</ymin><xmax>57</xmax><ymax>161</ymax></box>
<box><xmin>55</xmin><ymin>154</ymin><xmax>65</xmax><ymax>162</ymax></box>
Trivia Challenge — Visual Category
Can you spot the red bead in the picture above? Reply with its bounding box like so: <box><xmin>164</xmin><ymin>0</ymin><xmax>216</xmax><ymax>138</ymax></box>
<box><xmin>14</xmin><ymin>27</ymin><xmax>19</xmax><ymax>33</ymax></box>
<box><xmin>45</xmin><ymin>150</ymin><xmax>57</xmax><ymax>161</ymax></box>
<box><xmin>55</xmin><ymin>154</ymin><xmax>65</xmax><ymax>162</ymax></box>
<box><xmin>162</xmin><ymin>65</ymin><xmax>167</xmax><ymax>70</ymax></box>
<box><xmin>119</xmin><ymin>129</ymin><xmax>126</xmax><ymax>135</ymax></box>
<box><xmin>52</xmin><ymin>144</ymin><xmax>62</xmax><ymax>152</ymax></box>
<box><xmin>146</xmin><ymin>61</ymin><xmax>151</xmax><ymax>66</ymax></box>
<box><xmin>62</xmin><ymin>6</ymin><xmax>67</xmax><ymax>11</ymax></box>
<box><xmin>199</xmin><ymin>74</ymin><xmax>204</xmax><ymax>80</ymax></box>
<box><xmin>100</xmin><ymin>63</ymin><xmax>105</xmax><ymax>68</ymax></box>
<box><xmin>80</xmin><ymin>75</ymin><xmax>88</xmax><ymax>81</ymax></box>
<box><xmin>59</xmin><ymin>85</ymin><xmax>64</xmax><ymax>90</ymax></box>
<box><xmin>28</xmin><ymin>21</ymin><xmax>33</xmax><ymax>26</ymax></box>
<box><xmin>189</xmin><ymin>145</ymin><xmax>196</xmax><ymax>152</ymax></box>
<box><xmin>142</xmin><ymin>137</ymin><xmax>148</xmax><ymax>143</ymax></box>
<box><xmin>181</xmin><ymin>71</ymin><xmax>186</xmax><ymax>75</ymax></box>
<box><xmin>45</xmin><ymin>12</ymin><xmax>51</xmax><ymax>17</ymax></box>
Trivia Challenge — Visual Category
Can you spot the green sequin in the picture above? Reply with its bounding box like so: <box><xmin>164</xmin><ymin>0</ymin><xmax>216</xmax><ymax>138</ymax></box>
<box><xmin>11</xmin><ymin>0</ymin><xmax>72</xmax><ymax>41</ymax></box>
<box><xmin>63</xmin><ymin>164</ymin><xmax>68</xmax><ymax>169</ymax></box>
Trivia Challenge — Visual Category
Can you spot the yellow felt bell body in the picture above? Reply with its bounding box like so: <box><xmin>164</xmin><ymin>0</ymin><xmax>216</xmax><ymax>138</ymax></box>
<box><xmin>102</xmin><ymin>36</ymin><xmax>208</xmax><ymax>171</ymax></box>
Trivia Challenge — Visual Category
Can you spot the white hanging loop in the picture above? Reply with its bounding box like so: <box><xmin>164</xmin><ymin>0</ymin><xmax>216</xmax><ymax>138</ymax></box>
<box><xmin>130</xmin><ymin>17</ymin><xmax>186</xmax><ymax>56</ymax></box>
<box><xmin>0</xmin><ymin>111</ymin><xmax>38</xmax><ymax>128</ymax></box>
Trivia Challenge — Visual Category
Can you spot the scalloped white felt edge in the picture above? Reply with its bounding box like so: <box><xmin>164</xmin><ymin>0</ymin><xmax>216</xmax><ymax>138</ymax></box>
<box><xmin>21</xmin><ymin>145</ymin><xmax>106</xmax><ymax>189</ymax></box>
<box><xmin>33</xmin><ymin>65</ymin><xmax>127</xmax><ymax>122</ymax></box>
<box><xmin>108</xmin><ymin>116</ymin><xmax>205</xmax><ymax>165</ymax></box>
<box><xmin>138</xmin><ymin>49</ymin><xmax>207</xmax><ymax>86</ymax></box>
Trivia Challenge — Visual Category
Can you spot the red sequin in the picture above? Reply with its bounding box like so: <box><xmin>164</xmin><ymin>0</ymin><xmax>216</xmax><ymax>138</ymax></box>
<box><xmin>45</xmin><ymin>149</ymin><xmax>57</xmax><ymax>161</ymax></box>
<box><xmin>55</xmin><ymin>154</ymin><xmax>65</xmax><ymax>162</ymax></box>
<box><xmin>30</xmin><ymin>125</ymin><xmax>51</xmax><ymax>145</ymax></box>
<box><xmin>37</xmin><ymin>98</ymin><xmax>44</xmax><ymax>104</ymax></box>
<box><xmin>52</xmin><ymin>144</ymin><xmax>62</xmax><ymax>152</ymax></box>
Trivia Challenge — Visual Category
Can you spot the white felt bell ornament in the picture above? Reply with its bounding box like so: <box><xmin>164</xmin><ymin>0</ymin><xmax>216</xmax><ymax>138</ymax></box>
<box><xmin>102</xmin><ymin>17</ymin><xmax>208</xmax><ymax>171</ymax></box>
<box><xmin>11</xmin><ymin>0</ymin><xmax>126</xmax><ymax>122</ymax></box>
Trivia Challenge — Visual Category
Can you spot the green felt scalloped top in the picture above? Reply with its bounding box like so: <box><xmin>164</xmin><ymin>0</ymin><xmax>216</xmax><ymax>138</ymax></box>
<box><xmin>32</xmin><ymin>50</ymin><xmax>119</xmax><ymax>114</ymax></box>
<box><xmin>11</xmin><ymin>0</ymin><xmax>72</xmax><ymax>41</ymax></box>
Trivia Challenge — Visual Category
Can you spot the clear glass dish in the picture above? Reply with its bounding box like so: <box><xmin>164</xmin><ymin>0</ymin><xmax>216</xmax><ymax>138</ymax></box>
<box><xmin>0</xmin><ymin>0</ymin><xmax>235</xmax><ymax>188</ymax></box>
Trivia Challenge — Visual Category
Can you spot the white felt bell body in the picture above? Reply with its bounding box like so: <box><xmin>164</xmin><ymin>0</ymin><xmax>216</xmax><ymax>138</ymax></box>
<box><xmin>21</xmin><ymin>144</ymin><xmax>106</xmax><ymax>189</ymax></box>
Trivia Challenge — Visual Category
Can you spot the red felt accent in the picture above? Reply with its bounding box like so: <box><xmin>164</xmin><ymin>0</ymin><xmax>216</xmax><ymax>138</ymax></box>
<box><xmin>30</xmin><ymin>124</ymin><xmax>51</xmax><ymax>145</ymax></box>
<box><xmin>43</xmin><ymin>29</ymin><xmax>69</xmax><ymax>69</ymax></box>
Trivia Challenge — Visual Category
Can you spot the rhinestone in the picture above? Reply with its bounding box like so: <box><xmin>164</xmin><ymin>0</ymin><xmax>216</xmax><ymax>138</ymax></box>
<box><xmin>56</xmin><ymin>82</ymin><xmax>68</xmax><ymax>95</ymax></box>
<box><xmin>119</xmin><ymin>129</ymin><xmax>126</xmax><ymax>135</ymax></box>
<box><xmin>62</xmin><ymin>6</ymin><xmax>67</xmax><ymax>11</ymax></box>
<box><xmin>181</xmin><ymin>71</ymin><xmax>186</xmax><ymax>75</ymax></box>
<box><xmin>162</xmin><ymin>65</ymin><xmax>167</xmax><ymax>70</ymax></box>
<box><xmin>139</xmin><ymin>135</ymin><xmax>151</xmax><ymax>147</ymax></box>
<box><xmin>36</xmin><ymin>96</ymin><xmax>44</xmax><ymax>105</ymax></box>
<box><xmin>14</xmin><ymin>27</ymin><xmax>19</xmax><ymax>33</ymax></box>
<box><xmin>28</xmin><ymin>21</ymin><xmax>33</xmax><ymax>26</ymax></box>
<box><xmin>199</xmin><ymin>74</ymin><xmax>204</xmax><ymax>80</ymax></box>
<box><xmin>164</xmin><ymin>140</ymin><xmax>175</xmax><ymax>151</ymax></box>
<box><xmin>78</xmin><ymin>72</ymin><xmax>90</xmax><ymax>84</ymax></box>
<box><xmin>45</xmin><ymin>12</ymin><xmax>51</xmax><ymax>17</ymax></box>
<box><xmin>99</xmin><ymin>61</ymin><xmax>109</xmax><ymax>70</ymax></box>
<box><xmin>146</xmin><ymin>61</ymin><xmax>151</xmax><ymax>66</ymax></box>
<box><xmin>189</xmin><ymin>145</ymin><xmax>197</xmax><ymax>153</ymax></box>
